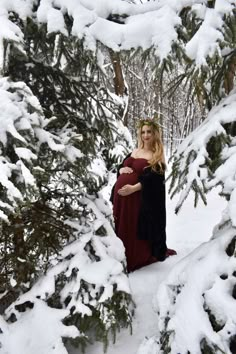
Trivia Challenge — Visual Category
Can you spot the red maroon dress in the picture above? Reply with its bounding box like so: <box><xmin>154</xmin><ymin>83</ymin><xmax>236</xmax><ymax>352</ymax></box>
<box><xmin>113</xmin><ymin>157</ymin><xmax>154</xmax><ymax>272</ymax></box>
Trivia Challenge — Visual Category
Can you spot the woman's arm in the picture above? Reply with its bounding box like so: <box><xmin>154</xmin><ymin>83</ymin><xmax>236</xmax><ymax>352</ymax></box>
<box><xmin>118</xmin><ymin>182</ymin><xmax>141</xmax><ymax>196</ymax></box>
<box><xmin>110</xmin><ymin>152</ymin><xmax>132</xmax><ymax>203</ymax></box>
<box><xmin>116</xmin><ymin>152</ymin><xmax>132</xmax><ymax>178</ymax></box>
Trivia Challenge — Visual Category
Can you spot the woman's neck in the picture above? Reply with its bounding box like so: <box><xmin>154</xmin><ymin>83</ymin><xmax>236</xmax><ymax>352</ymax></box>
<box><xmin>142</xmin><ymin>143</ymin><xmax>151</xmax><ymax>151</ymax></box>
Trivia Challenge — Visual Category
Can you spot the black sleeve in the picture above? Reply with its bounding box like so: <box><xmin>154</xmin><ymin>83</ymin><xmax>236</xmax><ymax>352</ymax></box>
<box><xmin>138</xmin><ymin>167</ymin><xmax>166</xmax><ymax>205</ymax></box>
<box><xmin>137</xmin><ymin>167</ymin><xmax>167</xmax><ymax>260</ymax></box>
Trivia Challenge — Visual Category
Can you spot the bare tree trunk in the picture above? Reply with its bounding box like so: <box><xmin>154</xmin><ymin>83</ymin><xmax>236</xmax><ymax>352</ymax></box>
<box><xmin>12</xmin><ymin>215</ymin><xmax>29</xmax><ymax>285</ymax></box>
<box><xmin>224</xmin><ymin>54</ymin><xmax>236</xmax><ymax>94</ymax></box>
<box><xmin>109</xmin><ymin>49</ymin><xmax>128</xmax><ymax>125</ymax></box>
<box><xmin>109</xmin><ymin>50</ymin><xmax>125</xmax><ymax>96</ymax></box>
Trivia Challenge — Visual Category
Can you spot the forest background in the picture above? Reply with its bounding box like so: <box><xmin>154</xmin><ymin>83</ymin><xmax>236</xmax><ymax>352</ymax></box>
<box><xmin>0</xmin><ymin>0</ymin><xmax>235</xmax><ymax>353</ymax></box>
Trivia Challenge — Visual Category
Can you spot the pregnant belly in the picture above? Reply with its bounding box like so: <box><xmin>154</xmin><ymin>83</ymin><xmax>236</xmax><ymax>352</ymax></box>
<box><xmin>115</xmin><ymin>172</ymin><xmax>138</xmax><ymax>190</ymax></box>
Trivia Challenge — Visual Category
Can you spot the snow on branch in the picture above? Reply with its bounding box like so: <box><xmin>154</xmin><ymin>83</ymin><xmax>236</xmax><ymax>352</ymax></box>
<box><xmin>1</xmin><ymin>196</ymin><xmax>131</xmax><ymax>354</ymax></box>
<box><xmin>138</xmin><ymin>85</ymin><xmax>236</xmax><ymax>352</ymax></box>
<box><xmin>186</xmin><ymin>8</ymin><xmax>223</xmax><ymax>65</ymax></box>
<box><xmin>1</xmin><ymin>0</ymin><xmax>235</xmax><ymax>68</ymax></box>
<box><xmin>169</xmin><ymin>89</ymin><xmax>236</xmax><ymax>221</ymax></box>
<box><xmin>138</xmin><ymin>228</ymin><xmax>236</xmax><ymax>354</ymax></box>
<box><xmin>0</xmin><ymin>300</ymin><xmax>80</xmax><ymax>354</ymax></box>
<box><xmin>0</xmin><ymin>78</ymin><xmax>83</xmax><ymax>220</ymax></box>
<box><xmin>0</xmin><ymin>0</ymin><xmax>32</xmax><ymax>71</ymax></box>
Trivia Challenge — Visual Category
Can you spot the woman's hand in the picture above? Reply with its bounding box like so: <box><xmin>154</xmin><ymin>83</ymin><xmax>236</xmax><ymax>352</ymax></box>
<box><xmin>118</xmin><ymin>184</ymin><xmax>134</xmax><ymax>196</ymax></box>
<box><xmin>118</xmin><ymin>182</ymin><xmax>142</xmax><ymax>196</ymax></box>
<box><xmin>119</xmin><ymin>167</ymin><xmax>133</xmax><ymax>174</ymax></box>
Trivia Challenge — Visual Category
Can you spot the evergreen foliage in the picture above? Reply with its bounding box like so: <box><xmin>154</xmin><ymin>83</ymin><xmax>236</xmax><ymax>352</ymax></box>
<box><xmin>139</xmin><ymin>3</ymin><xmax>236</xmax><ymax>354</ymax></box>
<box><xmin>1</xmin><ymin>0</ymin><xmax>236</xmax><ymax>353</ymax></box>
<box><xmin>4</xmin><ymin>196</ymin><xmax>133</xmax><ymax>352</ymax></box>
<box><xmin>0</xmin><ymin>3</ymin><xmax>133</xmax><ymax>353</ymax></box>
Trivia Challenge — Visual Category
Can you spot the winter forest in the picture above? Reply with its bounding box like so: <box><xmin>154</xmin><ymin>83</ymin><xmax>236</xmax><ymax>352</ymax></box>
<box><xmin>0</xmin><ymin>0</ymin><xmax>236</xmax><ymax>353</ymax></box>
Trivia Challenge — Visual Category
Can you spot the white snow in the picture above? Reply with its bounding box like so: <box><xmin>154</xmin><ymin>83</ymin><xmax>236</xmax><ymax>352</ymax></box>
<box><xmin>1</xmin><ymin>0</ymin><xmax>236</xmax><ymax>69</ymax></box>
<box><xmin>0</xmin><ymin>0</ymin><xmax>235</xmax><ymax>352</ymax></box>
<box><xmin>1</xmin><ymin>300</ymin><xmax>80</xmax><ymax>354</ymax></box>
<box><xmin>68</xmin><ymin>185</ymin><xmax>227</xmax><ymax>354</ymax></box>
<box><xmin>171</xmin><ymin>89</ymin><xmax>236</xmax><ymax>226</ymax></box>
<box><xmin>185</xmin><ymin>7</ymin><xmax>224</xmax><ymax>66</ymax></box>
<box><xmin>0</xmin><ymin>77</ymin><xmax>85</xmax><ymax>219</ymax></box>
<box><xmin>0</xmin><ymin>174</ymin><xmax>228</xmax><ymax>354</ymax></box>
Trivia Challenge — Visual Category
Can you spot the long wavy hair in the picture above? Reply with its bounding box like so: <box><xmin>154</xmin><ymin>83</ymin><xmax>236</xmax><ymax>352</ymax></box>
<box><xmin>137</xmin><ymin>120</ymin><xmax>166</xmax><ymax>173</ymax></box>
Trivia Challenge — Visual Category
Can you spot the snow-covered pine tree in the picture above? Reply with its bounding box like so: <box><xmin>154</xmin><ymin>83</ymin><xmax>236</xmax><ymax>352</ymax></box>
<box><xmin>0</xmin><ymin>2</ymin><xmax>133</xmax><ymax>353</ymax></box>
<box><xmin>139</xmin><ymin>89</ymin><xmax>236</xmax><ymax>354</ymax></box>
<box><xmin>1</xmin><ymin>0</ymin><xmax>236</xmax><ymax>353</ymax></box>
<box><xmin>137</xmin><ymin>2</ymin><xmax>236</xmax><ymax>354</ymax></box>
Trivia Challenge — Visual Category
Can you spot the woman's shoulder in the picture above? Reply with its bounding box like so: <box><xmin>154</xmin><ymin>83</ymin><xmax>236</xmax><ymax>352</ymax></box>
<box><xmin>131</xmin><ymin>148</ymin><xmax>139</xmax><ymax>157</ymax></box>
<box><xmin>131</xmin><ymin>148</ymin><xmax>153</xmax><ymax>160</ymax></box>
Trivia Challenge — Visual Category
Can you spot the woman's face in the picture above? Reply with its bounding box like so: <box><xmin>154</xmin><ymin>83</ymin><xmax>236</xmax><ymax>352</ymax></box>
<box><xmin>141</xmin><ymin>125</ymin><xmax>154</xmax><ymax>144</ymax></box>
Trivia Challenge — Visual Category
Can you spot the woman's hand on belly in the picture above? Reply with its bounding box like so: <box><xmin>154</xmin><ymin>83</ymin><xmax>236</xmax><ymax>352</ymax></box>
<box><xmin>119</xmin><ymin>167</ymin><xmax>133</xmax><ymax>174</ymax></box>
<box><xmin>118</xmin><ymin>182</ymin><xmax>142</xmax><ymax>196</ymax></box>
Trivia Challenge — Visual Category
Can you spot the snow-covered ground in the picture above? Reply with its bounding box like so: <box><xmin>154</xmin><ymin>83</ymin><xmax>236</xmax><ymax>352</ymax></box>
<box><xmin>70</xmin><ymin>186</ymin><xmax>227</xmax><ymax>354</ymax></box>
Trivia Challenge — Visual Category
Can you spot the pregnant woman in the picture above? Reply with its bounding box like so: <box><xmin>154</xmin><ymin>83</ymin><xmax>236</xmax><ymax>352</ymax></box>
<box><xmin>112</xmin><ymin>118</ymin><xmax>176</xmax><ymax>272</ymax></box>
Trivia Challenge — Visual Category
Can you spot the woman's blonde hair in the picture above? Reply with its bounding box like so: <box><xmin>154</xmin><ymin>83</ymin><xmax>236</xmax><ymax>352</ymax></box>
<box><xmin>137</xmin><ymin>119</ymin><xmax>166</xmax><ymax>173</ymax></box>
